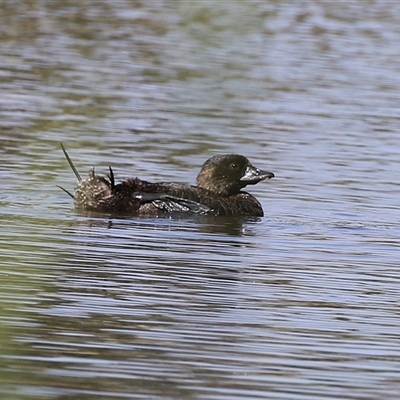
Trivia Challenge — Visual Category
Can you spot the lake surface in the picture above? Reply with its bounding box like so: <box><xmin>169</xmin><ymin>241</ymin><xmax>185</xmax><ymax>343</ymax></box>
<box><xmin>2</xmin><ymin>1</ymin><xmax>400</xmax><ymax>399</ymax></box>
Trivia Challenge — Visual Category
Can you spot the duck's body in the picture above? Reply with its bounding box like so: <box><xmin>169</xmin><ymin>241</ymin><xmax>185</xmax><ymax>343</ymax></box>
<box><xmin>61</xmin><ymin>145</ymin><xmax>274</xmax><ymax>217</ymax></box>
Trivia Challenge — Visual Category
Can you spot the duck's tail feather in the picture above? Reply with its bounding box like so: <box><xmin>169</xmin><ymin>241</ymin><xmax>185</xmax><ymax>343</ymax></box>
<box><xmin>57</xmin><ymin>185</ymin><xmax>74</xmax><ymax>199</ymax></box>
<box><xmin>108</xmin><ymin>166</ymin><xmax>115</xmax><ymax>190</ymax></box>
<box><xmin>60</xmin><ymin>142</ymin><xmax>81</xmax><ymax>182</ymax></box>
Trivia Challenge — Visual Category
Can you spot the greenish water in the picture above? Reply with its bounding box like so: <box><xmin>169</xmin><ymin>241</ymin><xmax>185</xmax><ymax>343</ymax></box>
<box><xmin>2</xmin><ymin>1</ymin><xmax>400</xmax><ymax>399</ymax></box>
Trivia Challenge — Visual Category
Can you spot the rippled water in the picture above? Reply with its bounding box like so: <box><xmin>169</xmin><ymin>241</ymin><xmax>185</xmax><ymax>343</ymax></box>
<box><xmin>2</xmin><ymin>1</ymin><xmax>400</xmax><ymax>399</ymax></box>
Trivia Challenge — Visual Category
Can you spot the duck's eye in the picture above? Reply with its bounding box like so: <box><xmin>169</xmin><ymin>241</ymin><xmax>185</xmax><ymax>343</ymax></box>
<box><xmin>230</xmin><ymin>163</ymin><xmax>238</xmax><ymax>169</ymax></box>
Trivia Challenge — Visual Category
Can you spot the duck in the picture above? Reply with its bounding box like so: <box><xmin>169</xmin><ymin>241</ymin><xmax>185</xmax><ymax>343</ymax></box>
<box><xmin>59</xmin><ymin>144</ymin><xmax>274</xmax><ymax>217</ymax></box>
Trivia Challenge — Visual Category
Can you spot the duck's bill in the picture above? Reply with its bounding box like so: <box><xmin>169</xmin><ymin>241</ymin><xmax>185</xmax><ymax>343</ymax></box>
<box><xmin>240</xmin><ymin>165</ymin><xmax>275</xmax><ymax>184</ymax></box>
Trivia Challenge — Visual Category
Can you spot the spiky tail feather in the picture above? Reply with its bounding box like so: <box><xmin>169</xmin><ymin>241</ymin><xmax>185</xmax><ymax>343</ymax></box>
<box><xmin>60</xmin><ymin>142</ymin><xmax>81</xmax><ymax>182</ymax></box>
<box><xmin>59</xmin><ymin>142</ymin><xmax>81</xmax><ymax>199</ymax></box>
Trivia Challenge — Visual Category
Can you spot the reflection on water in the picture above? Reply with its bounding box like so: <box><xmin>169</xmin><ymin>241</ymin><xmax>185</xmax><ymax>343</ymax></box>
<box><xmin>2</xmin><ymin>1</ymin><xmax>400</xmax><ymax>399</ymax></box>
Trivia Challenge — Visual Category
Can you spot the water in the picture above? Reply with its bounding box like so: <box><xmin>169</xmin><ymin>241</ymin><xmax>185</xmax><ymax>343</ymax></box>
<box><xmin>1</xmin><ymin>1</ymin><xmax>400</xmax><ymax>399</ymax></box>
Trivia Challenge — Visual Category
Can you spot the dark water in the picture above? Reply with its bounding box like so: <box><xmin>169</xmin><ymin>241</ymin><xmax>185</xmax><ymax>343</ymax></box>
<box><xmin>2</xmin><ymin>1</ymin><xmax>400</xmax><ymax>399</ymax></box>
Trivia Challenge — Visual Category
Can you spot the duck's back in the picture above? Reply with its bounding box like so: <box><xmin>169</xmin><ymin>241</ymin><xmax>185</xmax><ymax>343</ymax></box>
<box><xmin>119</xmin><ymin>178</ymin><xmax>264</xmax><ymax>216</ymax></box>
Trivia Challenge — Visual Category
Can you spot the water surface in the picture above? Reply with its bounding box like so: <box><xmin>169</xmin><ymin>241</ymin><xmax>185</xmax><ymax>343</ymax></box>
<box><xmin>2</xmin><ymin>1</ymin><xmax>400</xmax><ymax>399</ymax></box>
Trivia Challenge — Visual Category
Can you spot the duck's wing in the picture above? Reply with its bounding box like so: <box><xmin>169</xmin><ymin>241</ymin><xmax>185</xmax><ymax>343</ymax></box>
<box><xmin>153</xmin><ymin>196</ymin><xmax>211</xmax><ymax>214</ymax></box>
<box><xmin>133</xmin><ymin>193</ymin><xmax>210</xmax><ymax>214</ymax></box>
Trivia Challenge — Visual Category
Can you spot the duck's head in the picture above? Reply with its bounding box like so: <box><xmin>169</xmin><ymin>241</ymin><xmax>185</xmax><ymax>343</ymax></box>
<box><xmin>196</xmin><ymin>154</ymin><xmax>274</xmax><ymax>196</ymax></box>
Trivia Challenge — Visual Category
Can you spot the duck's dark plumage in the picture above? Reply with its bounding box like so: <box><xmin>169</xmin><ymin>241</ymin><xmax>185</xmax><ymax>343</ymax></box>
<box><xmin>60</xmin><ymin>145</ymin><xmax>274</xmax><ymax>217</ymax></box>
